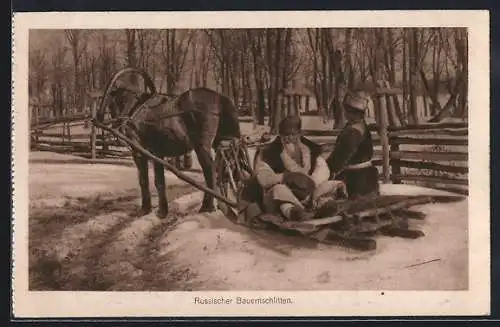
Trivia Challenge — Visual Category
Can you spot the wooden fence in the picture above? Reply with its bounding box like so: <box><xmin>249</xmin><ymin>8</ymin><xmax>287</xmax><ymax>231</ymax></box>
<box><xmin>30</xmin><ymin>91</ymin><xmax>468</xmax><ymax>195</ymax></box>
<box><xmin>30</xmin><ymin>100</ymin><xmax>194</xmax><ymax>170</ymax></box>
<box><xmin>303</xmin><ymin>122</ymin><xmax>468</xmax><ymax>195</ymax></box>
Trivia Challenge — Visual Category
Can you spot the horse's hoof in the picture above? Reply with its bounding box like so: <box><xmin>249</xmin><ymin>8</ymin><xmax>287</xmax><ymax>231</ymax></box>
<box><xmin>155</xmin><ymin>209</ymin><xmax>168</xmax><ymax>219</ymax></box>
<box><xmin>128</xmin><ymin>207</ymin><xmax>152</xmax><ymax>217</ymax></box>
<box><xmin>140</xmin><ymin>207</ymin><xmax>152</xmax><ymax>216</ymax></box>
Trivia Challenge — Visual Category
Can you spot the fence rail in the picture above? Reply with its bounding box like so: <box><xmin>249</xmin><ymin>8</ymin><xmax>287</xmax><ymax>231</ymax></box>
<box><xmin>301</xmin><ymin>109</ymin><xmax>468</xmax><ymax>194</ymax></box>
<box><xmin>30</xmin><ymin>106</ymin><xmax>194</xmax><ymax>170</ymax></box>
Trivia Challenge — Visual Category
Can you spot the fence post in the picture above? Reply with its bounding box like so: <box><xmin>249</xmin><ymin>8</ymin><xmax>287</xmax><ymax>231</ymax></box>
<box><xmin>390</xmin><ymin>141</ymin><xmax>401</xmax><ymax>184</ymax></box>
<box><xmin>101</xmin><ymin>130</ymin><xmax>108</xmax><ymax>157</ymax></box>
<box><xmin>184</xmin><ymin>153</ymin><xmax>193</xmax><ymax>170</ymax></box>
<box><xmin>90</xmin><ymin>100</ymin><xmax>97</xmax><ymax>159</ymax></box>
<box><xmin>67</xmin><ymin>121</ymin><xmax>72</xmax><ymax>142</ymax></box>
<box><xmin>34</xmin><ymin>105</ymin><xmax>39</xmax><ymax>127</ymax></box>
<box><xmin>375</xmin><ymin>81</ymin><xmax>391</xmax><ymax>183</ymax></box>
<box><xmin>61</xmin><ymin>121</ymin><xmax>66</xmax><ymax>144</ymax></box>
<box><xmin>34</xmin><ymin>105</ymin><xmax>39</xmax><ymax>147</ymax></box>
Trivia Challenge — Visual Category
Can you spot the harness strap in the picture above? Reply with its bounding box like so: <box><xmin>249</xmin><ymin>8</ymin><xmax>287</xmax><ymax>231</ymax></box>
<box><xmin>119</xmin><ymin>90</ymin><xmax>223</xmax><ymax>130</ymax></box>
<box><xmin>344</xmin><ymin>160</ymin><xmax>372</xmax><ymax>170</ymax></box>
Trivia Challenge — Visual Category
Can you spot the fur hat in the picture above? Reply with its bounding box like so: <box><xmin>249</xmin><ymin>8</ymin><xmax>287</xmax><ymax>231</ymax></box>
<box><xmin>344</xmin><ymin>90</ymin><xmax>370</xmax><ymax>112</ymax></box>
<box><xmin>278</xmin><ymin>115</ymin><xmax>302</xmax><ymax>135</ymax></box>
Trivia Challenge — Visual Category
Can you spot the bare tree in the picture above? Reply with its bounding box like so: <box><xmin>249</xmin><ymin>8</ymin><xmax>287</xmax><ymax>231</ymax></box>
<box><xmin>97</xmin><ymin>31</ymin><xmax>118</xmax><ymax>90</ymax></box>
<box><xmin>305</xmin><ymin>28</ymin><xmax>347</xmax><ymax>127</ymax></box>
<box><xmin>206</xmin><ymin>30</ymin><xmax>238</xmax><ymax>98</ymax></box>
<box><xmin>124</xmin><ymin>29</ymin><xmax>139</xmax><ymax>86</ymax></box>
<box><xmin>352</xmin><ymin>29</ymin><xmax>369</xmax><ymax>85</ymax></box>
<box><xmin>49</xmin><ymin>45</ymin><xmax>68</xmax><ymax>117</ymax></box>
<box><xmin>189</xmin><ymin>31</ymin><xmax>210</xmax><ymax>88</ymax></box>
<box><xmin>420</xmin><ymin>28</ymin><xmax>467</xmax><ymax>122</ymax></box>
<box><xmin>453</xmin><ymin>28</ymin><xmax>468</xmax><ymax>119</ymax></box>
<box><xmin>265</xmin><ymin>28</ymin><xmax>294</xmax><ymax>132</ymax></box>
<box><xmin>159</xmin><ymin>29</ymin><xmax>194</xmax><ymax>94</ymax></box>
<box><xmin>382</xmin><ymin>29</ymin><xmax>405</xmax><ymax>126</ymax></box>
<box><xmin>82</xmin><ymin>47</ymin><xmax>97</xmax><ymax>91</ymax></box>
<box><xmin>306</xmin><ymin>29</ymin><xmax>332</xmax><ymax>121</ymax></box>
<box><xmin>408</xmin><ymin>28</ymin><xmax>420</xmax><ymax>124</ymax></box>
<box><xmin>136</xmin><ymin>30</ymin><xmax>162</xmax><ymax>79</ymax></box>
<box><xmin>65</xmin><ymin>30</ymin><xmax>90</xmax><ymax>111</ymax></box>
<box><xmin>29</xmin><ymin>49</ymin><xmax>48</xmax><ymax>101</ymax></box>
<box><xmin>246</xmin><ymin>29</ymin><xmax>267</xmax><ymax>124</ymax></box>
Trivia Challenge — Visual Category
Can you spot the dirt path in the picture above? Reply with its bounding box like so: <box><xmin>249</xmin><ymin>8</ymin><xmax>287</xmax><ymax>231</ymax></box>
<box><xmin>29</xmin><ymin>161</ymin><xmax>202</xmax><ymax>291</ymax></box>
<box><xmin>29</xmin><ymin>158</ymin><xmax>469</xmax><ymax>291</ymax></box>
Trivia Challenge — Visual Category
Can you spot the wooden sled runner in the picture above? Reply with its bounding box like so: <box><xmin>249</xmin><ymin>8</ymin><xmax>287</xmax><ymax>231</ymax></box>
<box><xmin>253</xmin><ymin>194</ymin><xmax>463</xmax><ymax>251</ymax></box>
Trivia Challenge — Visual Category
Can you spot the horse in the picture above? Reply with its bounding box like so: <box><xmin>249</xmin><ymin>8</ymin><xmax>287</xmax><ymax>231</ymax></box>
<box><xmin>96</xmin><ymin>69</ymin><xmax>241</xmax><ymax>219</ymax></box>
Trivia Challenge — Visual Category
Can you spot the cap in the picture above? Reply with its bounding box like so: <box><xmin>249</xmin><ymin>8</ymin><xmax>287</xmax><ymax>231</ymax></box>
<box><xmin>278</xmin><ymin>115</ymin><xmax>302</xmax><ymax>135</ymax></box>
<box><xmin>344</xmin><ymin>90</ymin><xmax>370</xmax><ymax>112</ymax></box>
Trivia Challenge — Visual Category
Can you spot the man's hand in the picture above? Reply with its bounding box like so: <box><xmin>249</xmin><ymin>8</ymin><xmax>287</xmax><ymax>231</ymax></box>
<box><xmin>255</xmin><ymin>160</ymin><xmax>285</xmax><ymax>190</ymax></box>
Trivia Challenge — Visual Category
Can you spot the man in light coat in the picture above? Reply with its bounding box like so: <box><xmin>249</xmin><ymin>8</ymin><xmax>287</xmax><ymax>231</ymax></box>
<box><xmin>249</xmin><ymin>115</ymin><xmax>346</xmax><ymax>222</ymax></box>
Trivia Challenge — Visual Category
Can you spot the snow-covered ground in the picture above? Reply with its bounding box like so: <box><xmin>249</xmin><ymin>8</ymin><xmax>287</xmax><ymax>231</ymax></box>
<box><xmin>158</xmin><ymin>184</ymin><xmax>468</xmax><ymax>291</ymax></box>
<box><xmin>28</xmin><ymin>153</ymin><xmax>468</xmax><ymax>291</ymax></box>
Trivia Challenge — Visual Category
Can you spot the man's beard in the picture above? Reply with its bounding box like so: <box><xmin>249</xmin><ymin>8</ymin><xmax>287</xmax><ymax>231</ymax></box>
<box><xmin>283</xmin><ymin>140</ymin><xmax>302</xmax><ymax>162</ymax></box>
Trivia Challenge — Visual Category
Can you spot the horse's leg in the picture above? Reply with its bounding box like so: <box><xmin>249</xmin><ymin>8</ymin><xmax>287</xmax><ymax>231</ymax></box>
<box><xmin>153</xmin><ymin>159</ymin><xmax>168</xmax><ymax>219</ymax></box>
<box><xmin>133</xmin><ymin>152</ymin><xmax>152</xmax><ymax>215</ymax></box>
<box><xmin>195</xmin><ymin>146</ymin><xmax>216</xmax><ymax>213</ymax></box>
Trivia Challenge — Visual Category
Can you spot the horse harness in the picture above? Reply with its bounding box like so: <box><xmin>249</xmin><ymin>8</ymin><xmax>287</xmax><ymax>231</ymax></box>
<box><xmin>113</xmin><ymin>88</ymin><xmax>222</xmax><ymax>136</ymax></box>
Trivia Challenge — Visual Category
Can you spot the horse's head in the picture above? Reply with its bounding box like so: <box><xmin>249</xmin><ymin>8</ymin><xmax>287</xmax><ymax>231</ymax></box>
<box><xmin>99</xmin><ymin>84</ymin><xmax>143</xmax><ymax>129</ymax></box>
<box><xmin>96</xmin><ymin>68</ymin><xmax>158</xmax><ymax>132</ymax></box>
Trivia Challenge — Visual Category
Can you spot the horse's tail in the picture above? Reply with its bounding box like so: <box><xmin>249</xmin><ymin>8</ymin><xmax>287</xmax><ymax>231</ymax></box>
<box><xmin>218</xmin><ymin>95</ymin><xmax>242</xmax><ymax>139</ymax></box>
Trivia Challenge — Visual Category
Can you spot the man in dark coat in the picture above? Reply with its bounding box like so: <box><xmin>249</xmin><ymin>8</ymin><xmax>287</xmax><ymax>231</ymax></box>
<box><xmin>243</xmin><ymin>115</ymin><xmax>346</xmax><ymax>222</ymax></box>
<box><xmin>325</xmin><ymin>90</ymin><xmax>380</xmax><ymax>199</ymax></box>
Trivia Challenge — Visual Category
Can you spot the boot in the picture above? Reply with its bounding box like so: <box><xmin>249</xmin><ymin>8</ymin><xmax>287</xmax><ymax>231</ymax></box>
<box><xmin>314</xmin><ymin>199</ymin><xmax>341</xmax><ymax>219</ymax></box>
<box><xmin>288</xmin><ymin>205</ymin><xmax>315</xmax><ymax>222</ymax></box>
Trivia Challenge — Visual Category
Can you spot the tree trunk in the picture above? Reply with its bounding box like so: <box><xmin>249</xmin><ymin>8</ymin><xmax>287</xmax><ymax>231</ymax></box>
<box><xmin>125</xmin><ymin>29</ymin><xmax>138</xmax><ymax>87</ymax></box>
<box><xmin>386</xmin><ymin>29</ymin><xmax>404</xmax><ymax>126</ymax></box>
<box><xmin>428</xmin><ymin>73</ymin><xmax>464</xmax><ymax>122</ymax></box>
<box><xmin>408</xmin><ymin>28</ymin><xmax>420</xmax><ymax>124</ymax></box>
<box><xmin>320</xmin><ymin>31</ymin><xmax>328</xmax><ymax>120</ymax></box>
<box><xmin>271</xmin><ymin>29</ymin><xmax>284</xmax><ymax>132</ymax></box>
<box><xmin>453</xmin><ymin>29</ymin><xmax>468</xmax><ymax>119</ymax></box>
<box><xmin>402</xmin><ymin>29</ymin><xmax>408</xmax><ymax>122</ymax></box>
<box><xmin>332</xmin><ymin>48</ymin><xmax>347</xmax><ymax>129</ymax></box>
<box><xmin>65</xmin><ymin>30</ymin><xmax>83</xmax><ymax>112</ymax></box>
<box><xmin>249</xmin><ymin>31</ymin><xmax>266</xmax><ymax>125</ymax></box>
<box><xmin>345</xmin><ymin>28</ymin><xmax>355</xmax><ymax>89</ymax></box>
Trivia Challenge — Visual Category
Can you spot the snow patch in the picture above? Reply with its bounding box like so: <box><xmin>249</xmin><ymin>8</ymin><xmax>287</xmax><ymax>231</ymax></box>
<box><xmin>54</xmin><ymin>212</ymin><xmax>130</xmax><ymax>261</ymax></box>
<box><xmin>155</xmin><ymin>184</ymin><xmax>468</xmax><ymax>290</ymax></box>
<box><xmin>98</xmin><ymin>213</ymin><xmax>163</xmax><ymax>282</ymax></box>
<box><xmin>172</xmin><ymin>191</ymin><xmax>204</xmax><ymax>212</ymax></box>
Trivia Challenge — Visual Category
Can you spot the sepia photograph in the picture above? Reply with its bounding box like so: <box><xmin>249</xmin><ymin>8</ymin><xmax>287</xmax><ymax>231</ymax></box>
<box><xmin>12</xmin><ymin>11</ymin><xmax>490</xmax><ymax>317</ymax></box>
